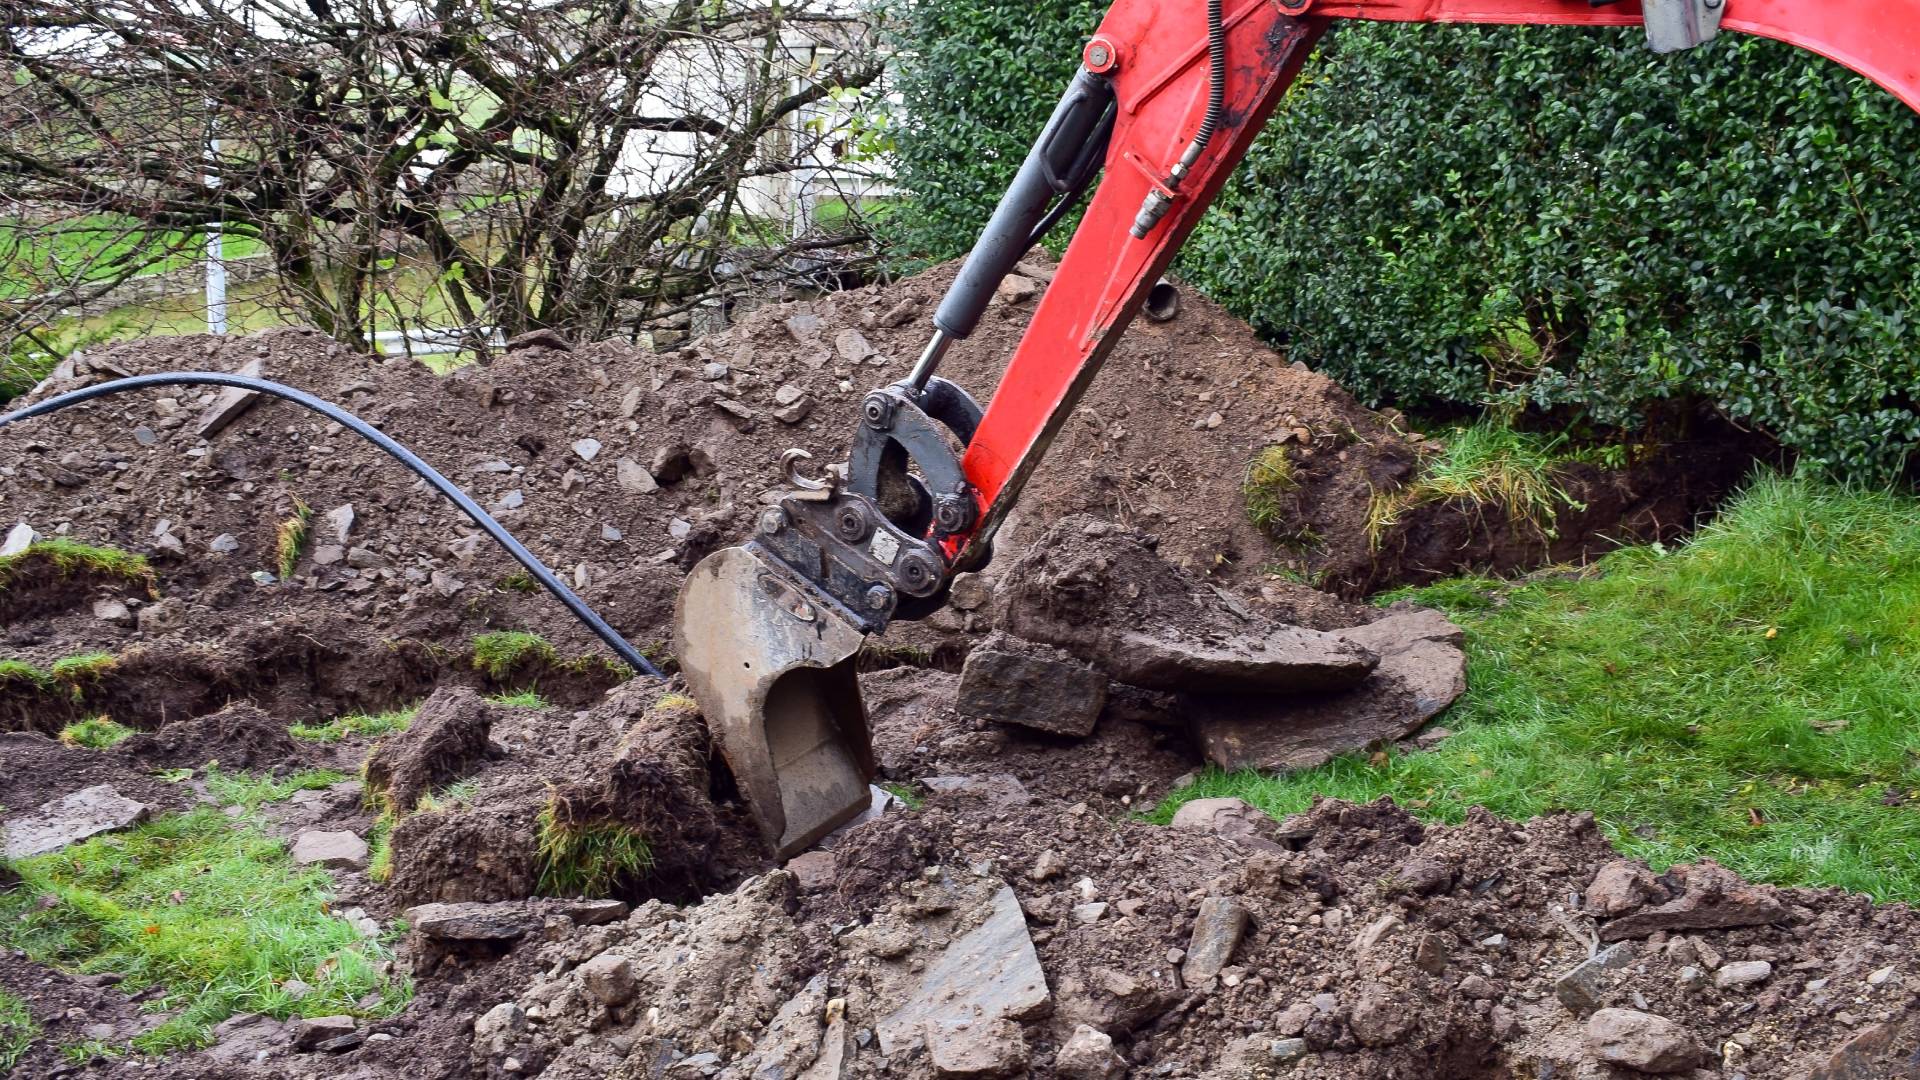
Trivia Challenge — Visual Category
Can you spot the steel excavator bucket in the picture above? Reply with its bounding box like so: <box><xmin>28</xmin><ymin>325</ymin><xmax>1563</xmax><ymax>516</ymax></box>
<box><xmin>674</xmin><ymin>544</ymin><xmax>876</xmax><ymax>859</ymax></box>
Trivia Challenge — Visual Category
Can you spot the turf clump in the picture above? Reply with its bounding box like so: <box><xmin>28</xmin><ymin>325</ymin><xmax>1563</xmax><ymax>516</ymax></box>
<box><xmin>536</xmin><ymin>800</ymin><xmax>653</xmax><ymax>897</ymax></box>
<box><xmin>1366</xmin><ymin>420</ymin><xmax>1588</xmax><ymax>547</ymax></box>
<box><xmin>1158</xmin><ymin>473</ymin><xmax>1920</xmax><ymax>902</ymax></box>
<box><xmin>0</xmin><ymin>539</ymin><xmax>156</xmax><ymax>595</ymax></box>
<box><xmin>273</xmin><ymin>499</ymin><xmax>314</xmax><ymax>579</ymax></box>
<box><xmin>0</xmin><ymin>659</ymin><xmax>52</xmax><ymax>691</ymax></box>
<box><xmin>1242</xmin><ymin>444</ymin><xmax>1300</xmax><ymax>533</ymax></box>
<box><xmin>58</xmin><ymin>715</ymin><xmax>134</xmax><ymax>749</ymax></box>
<box><xmin>469</xmin><ymin>631</ymin><xmax>558</xmax><ymax>680</ymax></box>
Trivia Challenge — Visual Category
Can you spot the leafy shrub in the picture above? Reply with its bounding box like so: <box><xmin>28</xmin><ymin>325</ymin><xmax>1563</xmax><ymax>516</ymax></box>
<box><xmin>891</xmin><ymin>11</ymin><xmax>1920</xmax><ymax>480</ymax></box>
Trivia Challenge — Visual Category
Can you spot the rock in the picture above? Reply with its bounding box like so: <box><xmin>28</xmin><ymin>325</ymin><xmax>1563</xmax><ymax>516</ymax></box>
<box><xmin>314</xmin><ymin>1031</ymin><xmax>367</xmax><ymax>1053</ymax></box>
<box><xmin>1458</xmin><ymin>974</ymin><xmax>1498</xmax><ymax>1000</ymax></box>
<box><xmin>196</xmin><ymin>357</ymin><xmax>267</xmax><ymax>437</ymax></box>
<box><xmin>1269</xmin><ymin>1038</ymin><xmax>1309</xmax><ymax>1063</ymax></box>
<box><xmin>922</xmin><ymin>774</ymin><xmax>1031</xmax><ymax>809</ymax></box>
<box><xmin>785</xmin><ymin>312</ymin><xmax>824</xmax><ymax>344</ymax></box>
<box><xmin>995</xmin><ymin>274</ymin><xmax>1040</xmax><ymax>303</ymax></box>
<box><xmin>925</xmin><ymin>1015</ymin><xmax>1027</xmax><ymax>1078</ymax></box>
<box><xmin>324</xmin><ymin>504</ymin><xmax>355</xmax><ymax>544</ymax></box>
<box><xmin>429</xmin><ymin>569</ymin><xmax>464</xmax><ymax>596</ymax></box>
<box><xmin>137</xmin><ymin>597</ymin><xmax>187</xmax><ymax>634</ymax></box>
<box><xmin>133</xmin><ymin>425</ymin><xmax>158</xmax><ymax>446</ymax></box>
<box><xmin>789</xmin><ymin>850</ymin><xmax>837</xmax><ymax>891</ymax></box>
<box><xmin>774</xmin><ymin>397</ymin><xmax>813</xmax><ymax>425</ymax></box>
<box><xmin>492</xmin><ymin>489</ymin><xmax>525</xmax><ymax>511</ymax></box>
<box><xmin>1182</xmin><ymin>897</ymin><xmax>1251</xmax><ymax>985</ymax></box>
<box><xmin>1714</xmin><ymin>960</ymin><xmax>1773</xmax><ymax>989</ymax></box>
<box><xmin>1056</xmin><ymin>1024</ymin><xmax>1126</xmax><ymax>1080</ymax></box>
<box><xmin>204</xmin><ymin>1012</ymin><xmax>292</xmax><ymax>1065</ymax></box>
<box><xmin>1349</xmin><ymin>981</ymin><xmax>1415</xmax><ymax>1047</ymax></box>
<box><xmin>571</xmin><ymin>438</ymin><xmax>602</xmax><ymax>462</ymax></box>
<box><xmin>1072</xmin><ymin>902</ymin><xmax>1109</xmax><ymax>925</ymax></box>
<box><xmin>699</xmin><ymin>362</ymin><xmax>730</xmax><ymax>381</ymax></box>
<box><xmin>291</xmin><ymin>830</ymin><xmax>368</xmax><ymax>870</ymax></box>
<box><xmin>293</xmin><ymin>1015</ymin><xmax>356</xmax><ymax>1051</ymax></box>
<box><xmin>505</xmin><ymin>328</ymin><xmax>571</xmax><ymax>352</ymax></box>
<box><xmin>1392</xmin><ymin>854</ymin><xmax>1455</xmax><ymax>895</ymax></box>
<box><xmin>311</xmin><ymin>544</ymin><xmax>345</xmax><ymax>567</ymax></box>
<box><xmin>5</xmin><ymin>785</ymin><xmax>153</xmax><ymax>858</ymax></box>
<box><xmin>92</xmin><ymin>598</ymin><xmax>133</xmax><ymax>625</ymax></box>
<box><xmin>554</xmin><ymin>898</ymin><xmax>629</xmax><ymax>925</ymax></box>
<box><xmin>1</xmin><ymin>522</ymin><xmax>35</xmax><ymax>557</ymax></box>
<box><xmin>1167</xmin><ymin>797</ymin><xmax>1285</xmax><ymax>853</ymax></box>
<box><xmin>601</xmin><ymin>524</ymin><xmax>622</xmax><ymax>542</ymax></box>
<box><xmin>209</xmin><ymin>533</ymin><xmax>240</xmax><ymax>554</ymax></box>
<box><xmin>579</xmin><ymin>951</ymin><xmax>637</xmax><ymax>1006</ymax></box>
<box><xmin>1586</xmin><ymin>859</ymin><xmax>1659</xmax><ymax>916</ymax></box>
<box><xmin>1598</xmin><ymin>862</ymin><xmax>1785</xmax><ymax>941</ymax></box>
<box><xmin>714</xmin><ymin>398</ymin><xmax>755</xmax><ymax>423</ymax></box>
<box><xmin>1584</xmin><ymin>1008</ymin><xmax>1705</xmax><ymax>1073</ymax></box>
<box><xmin>1030</xmin><ymin>850</ymin><xmax>1064</xmax><ymax>882</ymax></box>
<box><xmin>1413</xmin><ymin>932</ymin><xmax>1450</xmax><ymax>975</ymax></box>
<box><xmin>1188</xmin><ymin>607</ymin><xmax>1467</xmax><ymax>772</ymax></box>
<box><xmin>956</xmin><ymin>636</ymin><xmax>1106</xmax><ymax>737</ymax></box>
<box><xmin>404</xmin><ymin>901</ymin><xmax>541</xmax><ymax>941</ymax></box>
<box><xmin>615</xmin><ymin>457</ymin><xmax>658</xmax><ymax>494</ymax></box>
<box><xmin>876</xmin><ymin>884</ymin><xmax>1050</xmax><ymax>1055</ymax></box>
<box><xmin>1808</xmin><ymin>1017</ymin><xmax>1920</xmax><ymax>1079</ymax></box>
<box><xmin>472</xmin><ymin>1002</ymin><xmax>527</xmax><ymax>1059</ymax></box>
<box><xmin>774</xmin><ymin>382</ymin><xmax>807</xmax><ymax>406</ymax></box>
<box><xmin>620</xmin><ymin>385</ymin><xmax>644</xmax><ymax>418</ymax></box>
<box><xmin>834</xmin><ymin>327</ymin><xmax>875</xmax><ymax>364</ymax></box>
<box><xmin>1555</xmin><ymin>942</ymin><xmax>1639</xmax><ymax>1016</ymax></box>
<box><xmin>878</xmin><ymin>298</ymin><xmax>920</xmax><ymax>327</ymax></box>
<box><xmin>1352</xmin><ymin>914</ymin><xmax>1404</xmax><ymax>955</ymax></box>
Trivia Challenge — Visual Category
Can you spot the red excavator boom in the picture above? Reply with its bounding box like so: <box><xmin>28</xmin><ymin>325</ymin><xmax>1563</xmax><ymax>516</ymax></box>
<box><xmin>676</xmin><ymin>0</ymin><xmax>1920</xmax><ymax>857</ymax></box>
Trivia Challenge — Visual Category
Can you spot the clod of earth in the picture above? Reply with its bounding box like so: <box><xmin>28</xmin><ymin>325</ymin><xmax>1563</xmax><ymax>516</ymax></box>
<box><xmin>364</xmin><ymin>687</ymin><xmax>496</xmax><ymax>814</ymax></box>
<box><xmin>1584</xmin><ymin>1008</ymin><xmax>1707</xmax><ymax>1073</ymax></box>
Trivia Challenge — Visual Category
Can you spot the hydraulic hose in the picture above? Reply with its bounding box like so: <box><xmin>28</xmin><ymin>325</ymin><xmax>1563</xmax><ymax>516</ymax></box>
<box><xmin>0</xmin><ymin>372</ymin><xmax>665</xmax><ymax>681</ymax></box>
<box><xmin>1193</xmin><ymin>0</ymin><xmax>1227</xmax><ymax>159</ymax></box>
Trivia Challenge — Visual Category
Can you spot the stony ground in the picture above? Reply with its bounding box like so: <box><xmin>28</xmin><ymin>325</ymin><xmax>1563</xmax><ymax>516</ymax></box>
<box><xmin>2</xmin><ymin>258</ymin><xmax>1914</xmax><ymax>1079</ymax></box>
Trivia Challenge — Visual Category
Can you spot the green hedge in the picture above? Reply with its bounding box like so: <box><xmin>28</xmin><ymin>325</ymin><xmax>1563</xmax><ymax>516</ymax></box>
<box><xmin>890</xmin><ymin>14</ymin><xmax>1920</xmax><ymax>481</ymax></box>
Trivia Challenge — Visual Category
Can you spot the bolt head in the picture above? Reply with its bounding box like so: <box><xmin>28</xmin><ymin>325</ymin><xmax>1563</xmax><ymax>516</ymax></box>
<box><xmin>865</xmin><ymin>584</ymin><xmax>894</xmax><ymax>611</ymax></box>
<box><xmin>759</xmin><ymin>508</ymin><xmax>788</xmax><ymax>535</ymax></box>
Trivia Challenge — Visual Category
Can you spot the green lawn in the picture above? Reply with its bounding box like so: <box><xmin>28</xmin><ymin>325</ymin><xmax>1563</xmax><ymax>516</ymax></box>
<box><xmin>1155</xmin><ymin>473</ymin><xmax>1920</xmax><ymax>902</ymax></box>
<box><xmin>0</xmin><ymin>768</ymin><xmax>406</xmax><ymax>1056</ymax></box>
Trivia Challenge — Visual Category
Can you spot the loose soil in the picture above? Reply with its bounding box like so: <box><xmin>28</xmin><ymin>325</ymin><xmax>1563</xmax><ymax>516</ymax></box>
<box><xmin>1</xmin><ymin>257</ymin><xmax>1873</xmax><ymax>1080</ymax></box>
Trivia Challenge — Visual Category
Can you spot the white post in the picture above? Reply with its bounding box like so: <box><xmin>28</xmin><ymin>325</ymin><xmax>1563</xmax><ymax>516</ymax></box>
<box><xmin>205</xmin><ymin>119</ymin><xmax>227</xmax><ymax>335</ymax></box>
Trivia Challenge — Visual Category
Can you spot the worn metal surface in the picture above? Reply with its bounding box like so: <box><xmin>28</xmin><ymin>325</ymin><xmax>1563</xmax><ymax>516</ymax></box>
<box><xmin>674</xmin><ymin>545</ymin><xmax>874</xmax><ymax>858</ymax></box>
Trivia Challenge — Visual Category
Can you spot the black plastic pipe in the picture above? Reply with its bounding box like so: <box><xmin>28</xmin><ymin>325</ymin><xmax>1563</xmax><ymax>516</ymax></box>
<box><xmin>0</xmin><ymin>372</ymin><xmax>664</xmax><ymax>680</ymax></box>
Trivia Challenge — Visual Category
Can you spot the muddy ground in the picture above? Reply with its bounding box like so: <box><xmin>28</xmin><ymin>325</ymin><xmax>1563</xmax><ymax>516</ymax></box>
<box><xmin>4</xmin><ymin>258</ymin><xmax>1910</xmax><ymax>1079</ymax></box>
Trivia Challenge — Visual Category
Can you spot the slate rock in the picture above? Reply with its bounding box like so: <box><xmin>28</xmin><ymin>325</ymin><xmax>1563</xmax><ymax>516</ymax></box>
<box><xmin>1807</xmin><ymin>1017</ymin><xmax>1920</xmax><ymax>1080</ymax></box>
<box><xmin>1168</xmin><ymin>797</ymin><xmax>1282</xmax><ymax>854</ymax></box>
<box><xmin>1187</xmin><ymin>607</ymin><xmax>1466</xmax><ymax>772</ymax></box>
<box><xmin>1</xmin><ymin>522</ymin><xmax>35</xmax><ymax>557</ymax></box>
<box><xmin>1586</xmin><ymin>859</ymin><xmax>1660</xmax><ymax>916</ymax></box>
<box><xmin>92</xmin><ymin>598</ymin><xmax>133</xmax><ymax>625</ymax></box>
<box><xmin>209</xmin><ymin>533</ymin><xmax>241</xmax><ymax>554</ymax></box>
<box><xmin>5</xmin><ymin>785</ymin><xmax>153</xmax><ymax>859</ymax></box>
<box><xmin>925</xmin><ymin>1015</ymin><xmax>1027</xmax><ymax>1078</ymax></box>
<box><xmin>324</xmin><ymin>504</ymin><xmax>356</xmax><ymax>544</ymax></box>
<box><xmin>579</xmin><ymin>951</ymin><xmax>637</xmax><ymax>1006</ymax></box>
<box><xmin>196</xmin><ymin>358</ymin><xmax>267</xmax><ymax>438</ymax></box>
<box><xmin>616</xmin><ymin>457</ymin><xmax>658</xmax><ymax>494</ymax></box>
<box><xmin>956</xmin><ymin>635</ymin><xmax>1106</xmax><ymax>737</ymax></box>
<box><xmin>1181</xmin><ymin>896</ymin><xmax>1250</xmax><ymax>985</ymax></box>
<box><xmin>876</xmin><ymin>883</ymin><xmax>1050</xmax><ymax>1055</ymax></box>
<box><xmin>1715</xmin><ymin>960</ymin><xmax>1773</xmax><ymax>988</ymax></box>
<box><xmin>293</xmin><ymin>1015</ymin><xmax>356</xmax><ymax>1051</ymax></box>
<box><xmin>1584</xmin><ymin>1008</ymin><xmax>1705</xmax><ymax>1074</ymax></box>
<box><xmin>404</xmin><ymin>901</ymin><xmax>541</xmax><ymax>941</ymax></box>
<box><xmin>291</xmin><ymin>830</ymin><xmax>368</xmax><ymax>870</ymax></box>
<box><xmin>1555</xmin><ymin>942</ymin><xmax>1638</xmax><ymax>1016</ymax></box>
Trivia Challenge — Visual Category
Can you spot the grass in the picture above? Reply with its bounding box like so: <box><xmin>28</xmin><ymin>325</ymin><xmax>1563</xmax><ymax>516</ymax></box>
<box><xmin>203</xmin><ymin>766</ymin><xmax>348</xmax><ymax>811</ymax></box>
<box><xmin>535</xmin><ymin>800</ymin><xmax>652</xmax><ymax>897</ymax></box>
<box><xmin>49</xmin><ymin>652</ymin><xmax>116</xmax><ymax>696</ymax></box>
<box><xmin>881</xmin><ymin>782</ymin><xmax>924</xmax><ymax>810</ymax></box>
<box><xmin>486</xmin><ymin>690</ymin><xmax>550</xmax><ymax>708</ymax></box>
<box><xmin>0</xmin><ymin>801</ymin><xmax>408</xmax><ymax>1054</ymax></box>
<box><xmin>274</xmin><ymin>499</ymin><xmax>314</xmax><ymax>579</ymax></box>
<box><xmin>1243</xmin><ymin>444</ymin><xmax>1300</xmax><ymax>533</ymax></box>
<box><xmin>1366</xmin><ymin>420</ymin><xmax>1588</xmax><ymax>547</ymax></box>
<box><xmin>0</xmin><ymin>659</ymin><xmax>52</xmax><ymax>691</ymax></box>
<box><xmin>0</xmin><ymin>539</ymin><xmax>155</xmax><ymax>594</ymax></box>
<box><xmin>58</xmin><ymin>716</ymin><xmax>135</xmax><ymax>749</ymax></box>
<box><xmin>470</xmin><ymin>630</ymin><xmax>558</xmax><ymax>680</ymax></box>
<box><xmin>1155</xmin><ymin>473</ymin><xmax>1920</xmax><ymax>902</ymax></box>
<box><xmin>290</xmin><ymin>705</ymin><xmax>418</xmax><ymax>742</ymax></box>
<box><xmin>0</xmin><ymin>990</ymin><xmax>35</xmax><ymax>1072</ymax></box>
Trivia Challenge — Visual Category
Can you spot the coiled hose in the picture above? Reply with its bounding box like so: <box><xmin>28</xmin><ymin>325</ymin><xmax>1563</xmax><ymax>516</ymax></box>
<box><xmin>0</xmin><ymin>372</ymin><xmax>665</xmax><ymax>681</ymax></box>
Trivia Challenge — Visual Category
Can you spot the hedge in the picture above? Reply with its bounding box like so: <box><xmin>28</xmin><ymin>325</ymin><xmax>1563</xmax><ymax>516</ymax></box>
<box><xmin>889</xmin><ymin>12</ymin><xmax>1920</xmax><ymax>481</ymax></box>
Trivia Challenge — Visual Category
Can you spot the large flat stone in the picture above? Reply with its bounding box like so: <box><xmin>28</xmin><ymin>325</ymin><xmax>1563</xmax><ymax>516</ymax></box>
<box><xmin>1598</xmin><ymin>861</ymin><xmax>1784</xmax><ymax>941</ymax></box>
<box><xmin>403</xmin><ymin>901</ymin><xmax>541</xmax><ymax>941</ymax></box>
<box><xmin>5</xmin><ymin>784</ymin><xmax>153</xmax><ymax>859</ymax></box>
<box><xmin>1187</xmin><ymin>608</ymin><xmax>1466</xmax><ymax>772</ymax></box>
<box><xmin>195</xmin><ymin>357</ymin><xmax>267</xmax><ymax>438</ymax></box>
<box><xmin>876</xmin><ymin>884</ymin><xmax>1050</xmax><ymax>1056</ymax></box>
<box><xmin>291</xmin><ymin>830</ymin><xmax>368</xmax><ymax>870</ymax></box>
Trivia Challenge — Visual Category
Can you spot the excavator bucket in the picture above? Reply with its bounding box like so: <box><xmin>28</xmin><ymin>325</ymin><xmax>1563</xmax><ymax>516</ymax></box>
<box><xmin>674</xmin><ymin>544</ymin><xmax>876</xmax><ymax>859</ymax></box>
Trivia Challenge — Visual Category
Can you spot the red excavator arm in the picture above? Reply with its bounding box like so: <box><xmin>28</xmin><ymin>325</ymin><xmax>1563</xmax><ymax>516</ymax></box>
<box><xmin>676</xmin><ymin>0</ymin><xmax>1920</xmax><ymax>858</ymax></box>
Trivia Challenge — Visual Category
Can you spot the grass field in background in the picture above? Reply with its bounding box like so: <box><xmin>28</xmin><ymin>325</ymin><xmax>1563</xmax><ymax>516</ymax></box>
<box><xmin>1155</xmin><ymin>473</ymin><xmax>1920</xmax><ymax>902</ymax></box>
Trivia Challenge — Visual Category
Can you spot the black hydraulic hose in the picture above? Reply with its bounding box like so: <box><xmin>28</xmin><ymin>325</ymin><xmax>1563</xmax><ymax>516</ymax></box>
<box><xmin>0</xmin><ymin>373</ymin><xmax>665</xmax><ymax>681</ymax></box>
<box><xmin>1194</xmin><ymin>0</ymin><xmax>1227</xmax><ymax>157</ymax></box>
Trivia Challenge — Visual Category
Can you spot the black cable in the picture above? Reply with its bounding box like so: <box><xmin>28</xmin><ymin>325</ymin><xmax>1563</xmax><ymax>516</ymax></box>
<box><xmin>1193</xmin><ymin>0</ymin><xmax>1227</xmax><ymax>157</ymax></box>
<box><xmin>0</xmin><ymin>373</ymin><xmax>665</xmax><ymax>681</ymax></box>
